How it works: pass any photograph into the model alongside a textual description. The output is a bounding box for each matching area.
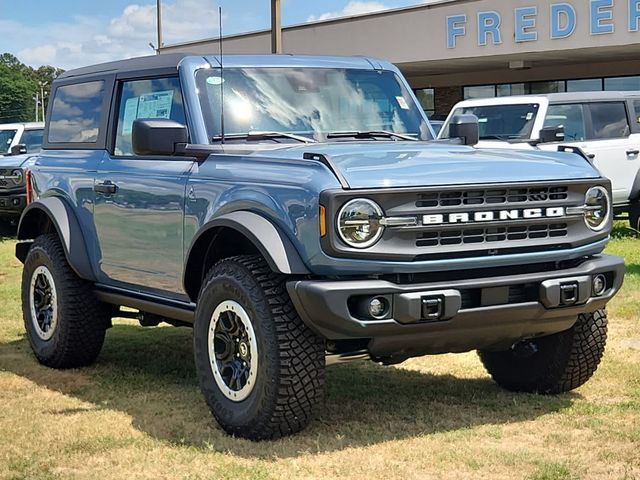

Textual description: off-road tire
[478,310,608,394]
[22,233,109,368]
[193,255,325,440]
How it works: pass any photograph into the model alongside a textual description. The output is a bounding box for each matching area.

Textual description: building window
[463,85,495,99]
[566,79,603,92]
[497,83,526,96]
[530,81,565,94]
[414,88,435,116]
[604,76,640,91]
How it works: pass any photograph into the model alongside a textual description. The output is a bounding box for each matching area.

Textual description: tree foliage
[0,53,64,123]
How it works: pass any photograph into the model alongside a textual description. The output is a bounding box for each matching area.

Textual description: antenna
[219,6,225,144]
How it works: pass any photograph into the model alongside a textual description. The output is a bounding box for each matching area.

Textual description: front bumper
[0,192,26,218]
[287,254,624,359]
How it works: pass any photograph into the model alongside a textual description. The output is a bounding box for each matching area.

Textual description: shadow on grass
[0,323,577,457]
[0,220,17,241]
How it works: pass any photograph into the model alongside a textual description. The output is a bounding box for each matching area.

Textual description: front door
[93,76,195,295]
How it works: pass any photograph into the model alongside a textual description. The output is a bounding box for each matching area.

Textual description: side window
[114,77,186,156]
[48,81,105,143]
[544,104,586,141]
[633,100,640,125]
[588,102,630,140]
[21,129,44,153]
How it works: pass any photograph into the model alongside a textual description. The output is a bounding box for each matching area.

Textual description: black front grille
[416,223,569,247]
[0,179,7,188]
[416,186,569,208]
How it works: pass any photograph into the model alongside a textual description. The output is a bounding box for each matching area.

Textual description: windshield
[0,129,17,154]
[21,129,44,153]
[195,68,431,142]
[443,104,540,141]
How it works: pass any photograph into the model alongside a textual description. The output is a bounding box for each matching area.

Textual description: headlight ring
[337,198,385,248]
[583,186,610,231]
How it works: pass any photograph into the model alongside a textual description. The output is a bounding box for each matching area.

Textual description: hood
[264,142,601,189]
[0,154,37,169]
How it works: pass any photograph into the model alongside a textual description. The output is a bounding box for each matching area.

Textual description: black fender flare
[184,211,310,293]
[16,197,95,281]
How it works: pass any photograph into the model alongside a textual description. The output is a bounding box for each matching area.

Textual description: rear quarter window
[48,81,105,143]
[587,102,630,140]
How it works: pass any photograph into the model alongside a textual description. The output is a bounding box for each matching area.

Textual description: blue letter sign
[477,11,502,45]
[447,14,467,48]
[630,0,640,31]
[551,2,577,39]
[590,0,614,34]
[515,6,538,42]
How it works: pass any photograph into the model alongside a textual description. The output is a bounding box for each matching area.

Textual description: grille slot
[416,186,568,208]
[416,223,568,247]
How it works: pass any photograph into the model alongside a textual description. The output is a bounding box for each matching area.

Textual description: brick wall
[433,86,462,119]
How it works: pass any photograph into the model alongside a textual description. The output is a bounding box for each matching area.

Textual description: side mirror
[10,144,27,155]
[539,125,565,144]
[132,119,188,156]
[449,114,479,146]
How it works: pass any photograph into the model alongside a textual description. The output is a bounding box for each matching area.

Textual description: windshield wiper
[212,131,316,143]
[326,130,418,141]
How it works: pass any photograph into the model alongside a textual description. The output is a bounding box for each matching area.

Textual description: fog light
[368,297,389,319]
[592,274,606,296]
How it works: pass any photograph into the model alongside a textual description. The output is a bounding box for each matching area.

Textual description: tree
[0,53,64,123]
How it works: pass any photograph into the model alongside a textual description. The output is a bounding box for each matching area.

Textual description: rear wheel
[478,310,608,394]
[193,255,325,440]
[22,233,109,368]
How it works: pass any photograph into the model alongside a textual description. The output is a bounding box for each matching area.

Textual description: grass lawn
[0,222,638,480]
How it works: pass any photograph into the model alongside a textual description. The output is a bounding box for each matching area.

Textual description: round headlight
[337,199,384,248]
[11,169,23,185]
[584,186,610,231]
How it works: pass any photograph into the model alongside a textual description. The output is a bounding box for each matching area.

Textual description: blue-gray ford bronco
[15,53,624,440]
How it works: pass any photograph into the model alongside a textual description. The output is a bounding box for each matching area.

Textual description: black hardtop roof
[57,53,387,80]
[58,53,190,79]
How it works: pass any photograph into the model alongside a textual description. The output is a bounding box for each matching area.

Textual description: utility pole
[34,93,39,122]
[271,0,282,54]
[156,0,163,54]
[39,82,46,121]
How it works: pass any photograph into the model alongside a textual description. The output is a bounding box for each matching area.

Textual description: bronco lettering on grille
[422,207,565,225]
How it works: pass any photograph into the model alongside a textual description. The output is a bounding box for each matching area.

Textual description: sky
[0,0,434,70]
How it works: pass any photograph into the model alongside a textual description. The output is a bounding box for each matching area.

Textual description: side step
[94,285,195,324]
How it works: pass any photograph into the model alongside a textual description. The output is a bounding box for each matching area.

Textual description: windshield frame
[443,103,541,141]
[194,66,433,143]
[0,129,18,155]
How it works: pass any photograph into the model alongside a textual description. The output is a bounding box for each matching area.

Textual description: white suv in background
[0,122,45,156]
[439,92,640,228]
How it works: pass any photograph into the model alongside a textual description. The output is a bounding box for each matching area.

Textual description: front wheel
[478,310,608,394]
[193,255,325,440]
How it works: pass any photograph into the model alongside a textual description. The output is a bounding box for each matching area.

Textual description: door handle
[626,149,639,156]
[94,180,118,195]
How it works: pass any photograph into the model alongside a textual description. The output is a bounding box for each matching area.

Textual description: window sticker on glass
[138,90,174,119]
[396,96,409,110]
[206,76,224,85]
[526,112,534,120]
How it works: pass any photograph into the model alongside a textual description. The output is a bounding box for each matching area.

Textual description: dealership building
[161,0,640,118]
